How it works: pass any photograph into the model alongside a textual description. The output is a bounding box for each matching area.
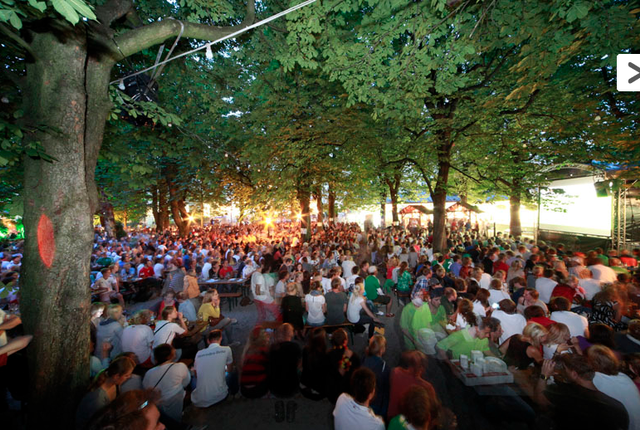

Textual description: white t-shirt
[589,264,618,285]
[593,372,640,430]
[122,324,154,363]
[321,277,332,294]
[333,393,385,430]
[550,311,588,337]
[491,310,526,345]
[342,260,356,279]
[142,362,191,422]
[346,275,359,292]
[306,294,326,324]
[578,278,602,301]
[191,343,233,408]
[473,301,487,317]
[152,320,185,348]
[153,263,165,278]
[0,309,7,347]
[347,296,365,324]
[251,271,273,304]
[535,277,558,304]
[201,262,212,280]
[275,280,286,298]
[479,273,492,290]
[488,289,511,306]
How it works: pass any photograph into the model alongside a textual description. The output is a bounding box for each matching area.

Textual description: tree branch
[94,0,135,28]
[114,0,256,58]
[499,89,540,115]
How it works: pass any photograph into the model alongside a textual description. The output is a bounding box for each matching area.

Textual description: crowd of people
[1,220,640,430]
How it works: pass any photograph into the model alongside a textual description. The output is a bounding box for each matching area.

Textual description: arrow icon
[629,62,640,84]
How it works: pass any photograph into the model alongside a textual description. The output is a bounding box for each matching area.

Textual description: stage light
[296,214,302,221]
[265,217,272,225]
[188,216,195,222]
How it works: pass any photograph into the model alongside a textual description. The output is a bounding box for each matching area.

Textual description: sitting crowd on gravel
[1,220,640,430]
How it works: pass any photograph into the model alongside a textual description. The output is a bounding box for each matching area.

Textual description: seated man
[333,367,385,430]
[91,267,124,307]
[325,278,348,325]
[191,330,237,408]
[549,297,588,337]
[492,299,527,345]
[436,317,502,359]
[364,266,393,318]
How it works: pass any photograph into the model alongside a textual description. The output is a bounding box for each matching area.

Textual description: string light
[205,44,213,60]
[118,79,125,90]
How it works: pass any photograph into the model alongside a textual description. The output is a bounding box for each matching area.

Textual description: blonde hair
[286,282,298,295]
[106,304,123,320]
[532,265,545,277]
[366,334,387,357]
[523,322,547,347]
[544,322,570,345]
[202,290,218,304]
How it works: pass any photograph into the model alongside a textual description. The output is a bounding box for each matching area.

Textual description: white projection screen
[539,176,612,237]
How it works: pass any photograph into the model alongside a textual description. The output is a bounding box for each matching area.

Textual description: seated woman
[239,328,270,399]
[396,262,413,305]
[300,327,328,400]
[197,289,237,345]
[157,290,176,316]
[85,389,164,430]
[347,282,382,338]
[500,322,547,370]
[305,281,326,327]
[455,298,480,330]
[589,286,626,331]
[95,304,125,360]
[542,322,572,360]
[326,328,360,403]
[76,356,135,430]
[281,282,305,336]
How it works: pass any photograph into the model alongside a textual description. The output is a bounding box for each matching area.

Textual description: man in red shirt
[139,259,154,278]
[493,253,510,275]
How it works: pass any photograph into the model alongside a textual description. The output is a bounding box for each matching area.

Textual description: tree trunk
[21,28,113,429]
[380,188,386,228]
[328,186,336,224]
[509,193,522,238]
[386,174,400,224]
[297,186,311,242]
[315,185,323,226]
[98,188,116,238]
[431,141,452,253]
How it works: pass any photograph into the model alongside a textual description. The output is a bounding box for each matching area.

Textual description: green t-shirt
[400,303,418,350]
[96,257,113,267]
[611,266,628,275]
[597,254,610,266]
[442,259,453,272]
[387,415,410,430]
[411,305,433,335]
[397,271,412,292]
[365,275,380,300]
[436,328,490,359]
[432,305,448,330]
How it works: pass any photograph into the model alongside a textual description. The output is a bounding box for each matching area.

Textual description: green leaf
[51,0,80,24]
[28,0,46,12]
[8,11,21,29]
[66,0,96,20]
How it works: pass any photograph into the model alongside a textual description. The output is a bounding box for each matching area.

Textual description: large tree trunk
[380,188,386,228]
[151,183,170,232]
[297,186,311,242]
[21,28,113,429]
[431,142,452,253]
[386,174,400,225]
[98,188,116,238]
[509,192,522,238]
[328,185,336,224]
[315,185,323,228]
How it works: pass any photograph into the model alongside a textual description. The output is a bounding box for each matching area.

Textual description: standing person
[387,351,436,420]
[191,330,236,408]
[251,264,280,322]
[142,344,191,423]
[362,335,390,418]
[268,323,302,398]
[305,281,327,327]
[333,368,384,430]
[301,327,329,400]
[327,328,361,403]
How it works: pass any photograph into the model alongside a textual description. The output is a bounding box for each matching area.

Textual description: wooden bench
[219,292,243,311]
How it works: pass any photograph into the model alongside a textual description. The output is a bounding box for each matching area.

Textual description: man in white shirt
[251,265,279,322]
[535,269,558,304]
[578,269,602,300]
[588,260,618,285]
[152,306,187,359]
[142,344,191,422]
[121,310,154,365]
[342,255,356,281]
[191,330,236,408]
[201,258,213,281]
[491,299,527,345]
[153,257,165,279]
[333,368,384,430]
[472,267,492,290]
[550,297,588,337]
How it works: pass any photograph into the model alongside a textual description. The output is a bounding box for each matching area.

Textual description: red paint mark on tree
[38,214,55,268]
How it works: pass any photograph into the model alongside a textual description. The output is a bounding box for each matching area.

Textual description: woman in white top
[542,322,571,360]
[347,282,381,338]
[305,281,326,326]
[488,279,510,306]
[473,289,491,317]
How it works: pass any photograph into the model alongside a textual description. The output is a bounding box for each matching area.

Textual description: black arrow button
[629,62,640,84]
